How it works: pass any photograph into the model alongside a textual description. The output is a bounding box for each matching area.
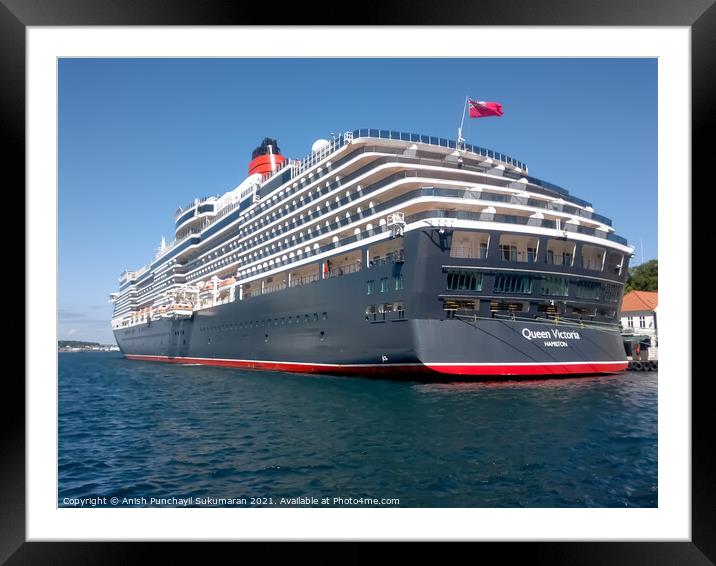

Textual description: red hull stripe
[124,355,627,376]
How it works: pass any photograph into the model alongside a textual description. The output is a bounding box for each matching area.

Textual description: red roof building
[621,290,658,313]
[620,291,658,336]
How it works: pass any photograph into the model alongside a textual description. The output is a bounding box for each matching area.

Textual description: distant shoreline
[59,348,119,353]
[58,341,119,353]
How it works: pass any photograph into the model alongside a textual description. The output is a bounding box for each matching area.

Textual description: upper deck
[112,129,631,325]
[156,129,616,263]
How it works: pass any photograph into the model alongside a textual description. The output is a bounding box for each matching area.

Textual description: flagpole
[457,95,468,150]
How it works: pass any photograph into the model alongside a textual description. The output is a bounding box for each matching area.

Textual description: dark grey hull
[114,228,628,380]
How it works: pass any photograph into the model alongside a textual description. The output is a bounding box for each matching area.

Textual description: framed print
[8,0,707,562]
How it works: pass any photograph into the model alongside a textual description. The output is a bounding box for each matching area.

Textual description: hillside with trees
[625,259,657,292]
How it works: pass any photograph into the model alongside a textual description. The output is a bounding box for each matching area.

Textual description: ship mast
[457,95,469,150]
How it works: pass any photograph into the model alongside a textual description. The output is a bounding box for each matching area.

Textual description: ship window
[540,276,569,297]
[575,280,600,300]
[305,314,310,323]
[537,302,560,318]
[603,283,621,303]
[314,313,319,321]
[322,312,328,320]
[490,300,528,313]
[446,270,482,291]
[395,302,405,318]
[296,316,300,324]
[545,240,576,266]
[394,275,404,290]
[599,308,616,319]
[380,278,389,292]
[581,244,605,271]
[450,231,489,259]
[569,305,596,317]
[606,251,624,275]
[367,280,375,295]
[499,235,539,263]
[500,245,518,261]
[443,299,478,318]
[494,274,533,294]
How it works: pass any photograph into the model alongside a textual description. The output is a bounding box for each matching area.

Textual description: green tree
[625,259,658,292]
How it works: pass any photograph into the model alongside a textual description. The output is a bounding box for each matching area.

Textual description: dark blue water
[58,352,657,507]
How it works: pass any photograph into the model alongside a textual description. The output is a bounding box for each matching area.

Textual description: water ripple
[59,352,657,507]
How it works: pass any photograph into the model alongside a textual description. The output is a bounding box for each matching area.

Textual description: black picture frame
[7,1,704,562]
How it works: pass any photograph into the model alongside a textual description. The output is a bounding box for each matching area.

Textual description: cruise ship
[110,129,632,378]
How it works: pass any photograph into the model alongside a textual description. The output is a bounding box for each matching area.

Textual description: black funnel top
[251,137,281,159]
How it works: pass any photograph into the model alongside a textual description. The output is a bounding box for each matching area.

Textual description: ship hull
[114,227,628,381]
[115,302,627,380]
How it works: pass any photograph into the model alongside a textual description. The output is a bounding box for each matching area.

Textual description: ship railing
[445,308,480,321]
[213,198,243,222]
[260,282,288,295]
[119,264,149,284]
[327,261,362,278]
[243,270,327,298]
[405,209,622,241]
[258,133,348,188]
[259,128,530,193]
[237,196,622,284]
[449,246,487,260]
[259,158,606,243]
[291,135,347,178]
[187,153,606,254]
[288,273,320,288]
[156,229,203,257]
[175,195,215,218]
[368,250,404,267]
[229,191,624,286]
[351,128,527,171]
[166,129,612,254]
[482,312,621,331]
[365,308,406,322]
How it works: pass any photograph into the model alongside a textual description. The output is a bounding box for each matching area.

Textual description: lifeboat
[162,302,193,319]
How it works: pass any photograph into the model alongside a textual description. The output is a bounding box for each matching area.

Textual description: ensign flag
[468,99,504,118]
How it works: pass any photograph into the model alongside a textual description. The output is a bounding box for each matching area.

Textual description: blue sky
[58,58,657,343]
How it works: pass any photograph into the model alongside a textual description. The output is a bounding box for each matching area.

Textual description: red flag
[469,99,504,118]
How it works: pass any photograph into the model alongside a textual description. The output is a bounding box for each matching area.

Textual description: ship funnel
[248,137,286,176]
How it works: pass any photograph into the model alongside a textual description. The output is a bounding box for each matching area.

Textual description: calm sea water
[58,352,657,508]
